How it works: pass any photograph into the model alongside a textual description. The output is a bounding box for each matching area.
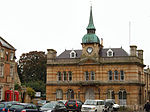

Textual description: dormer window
[107,49,113,57]
[70,50,76,58]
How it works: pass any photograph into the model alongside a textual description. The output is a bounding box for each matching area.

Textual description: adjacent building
[0,36,20,101]
[46,7,145,108]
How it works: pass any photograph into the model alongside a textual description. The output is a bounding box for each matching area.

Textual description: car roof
[86,99,104,101]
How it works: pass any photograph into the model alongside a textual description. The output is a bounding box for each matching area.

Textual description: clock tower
[81,6,101,58]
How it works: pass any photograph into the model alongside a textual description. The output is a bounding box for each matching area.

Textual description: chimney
[137,49,143,59]
[47,49,57,60]
[130,45,137,56]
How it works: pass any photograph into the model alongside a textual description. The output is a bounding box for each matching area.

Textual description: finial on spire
[90,0,92,7]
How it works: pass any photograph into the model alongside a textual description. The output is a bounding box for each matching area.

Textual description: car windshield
[84,100,97,105]
[38,100,46,104]
[0,103,5,108]
[10,104,24,109]
[41,102,56,109]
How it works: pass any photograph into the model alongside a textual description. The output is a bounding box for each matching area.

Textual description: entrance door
[85,88,95,100]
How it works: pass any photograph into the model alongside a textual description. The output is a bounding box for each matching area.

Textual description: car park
[9,103,39,112]
[104,99,120,111]
[40,101,67,112]
[65,99,83,112]
[0,101,18,112]
[81,99,105,112]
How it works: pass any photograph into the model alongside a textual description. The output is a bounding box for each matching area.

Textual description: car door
[25,104,38,112]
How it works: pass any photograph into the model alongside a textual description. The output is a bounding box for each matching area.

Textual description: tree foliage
[18,51,46,83]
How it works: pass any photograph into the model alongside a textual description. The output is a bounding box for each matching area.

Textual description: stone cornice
[47,56,145,67]
[46,80,145,86]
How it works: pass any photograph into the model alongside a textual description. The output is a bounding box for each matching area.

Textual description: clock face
[87,47,93,54]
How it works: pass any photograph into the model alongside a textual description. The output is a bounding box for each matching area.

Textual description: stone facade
[46,7,146,108]
[0,36,20,101]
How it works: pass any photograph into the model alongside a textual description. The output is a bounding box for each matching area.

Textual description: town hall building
[46,7,145,108]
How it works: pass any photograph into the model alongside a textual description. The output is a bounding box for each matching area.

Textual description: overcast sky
[0,0,150,67]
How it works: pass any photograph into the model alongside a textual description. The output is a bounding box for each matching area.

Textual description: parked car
[37,100,49,107]
[65,99,83,112]
[58,100,67,105]
[9,103,39,112]
[104,99,120,111]
[81,99,105,112]
[40,101,67,112]
[0,101,18,112]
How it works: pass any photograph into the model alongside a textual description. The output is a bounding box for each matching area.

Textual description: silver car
[81,99,105,112]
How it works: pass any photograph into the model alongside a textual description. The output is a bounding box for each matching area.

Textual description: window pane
[85,71,89,81]
[108,71,112,80]
[68,71,72,81]
[120,70,124,80]
[63,71,67,81]
[57,72,61,81]
[114,70,118,80]
[56,89,63,99]
[0,64,4,76]
[91,71,95,80]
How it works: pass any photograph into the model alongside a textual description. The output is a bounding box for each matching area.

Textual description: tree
[17,51,47,95]
[26,87,35,100]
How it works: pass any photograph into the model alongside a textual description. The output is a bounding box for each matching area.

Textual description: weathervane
[90,0,92,7]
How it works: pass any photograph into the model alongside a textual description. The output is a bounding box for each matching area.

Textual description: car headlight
[91,107,96,110]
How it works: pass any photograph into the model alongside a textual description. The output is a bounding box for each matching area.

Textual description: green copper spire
[87,6,95,30]
[82,6,100,44]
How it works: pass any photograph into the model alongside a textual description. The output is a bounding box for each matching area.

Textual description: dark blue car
[0,101,18,112]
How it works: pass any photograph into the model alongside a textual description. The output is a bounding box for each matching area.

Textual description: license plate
[69,105,73,106]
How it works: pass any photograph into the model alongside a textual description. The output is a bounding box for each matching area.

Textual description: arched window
[63,71,67,81]
[57,72,61,81]
[91,71,95,80]
[114,70,118,80]
[70,50,76,58]
[107,90,115,99]
[120,70,124,81]
[85,71,89,81]
[67,89,74,100]
[68,71,72,81]
[56,89,63,100]
[108,70,113,80]
[119,90,127,105]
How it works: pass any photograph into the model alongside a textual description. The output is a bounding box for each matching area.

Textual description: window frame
[114,70,119,80]
[108,70,113,81]
[91,71,95,80]
[63,71,67,81]
[57,72,61,81]
[85,71,89,81]
[120,70,125,81]
[68,71,72,81]
[56,89,63,100]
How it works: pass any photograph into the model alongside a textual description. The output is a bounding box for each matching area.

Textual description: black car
[65,100,83,112]
[9,103,39,112]
[0,101,18,112]
[40,101,67,112]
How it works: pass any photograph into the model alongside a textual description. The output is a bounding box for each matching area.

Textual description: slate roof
[0,36,16,50]
[57,48,129,59]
